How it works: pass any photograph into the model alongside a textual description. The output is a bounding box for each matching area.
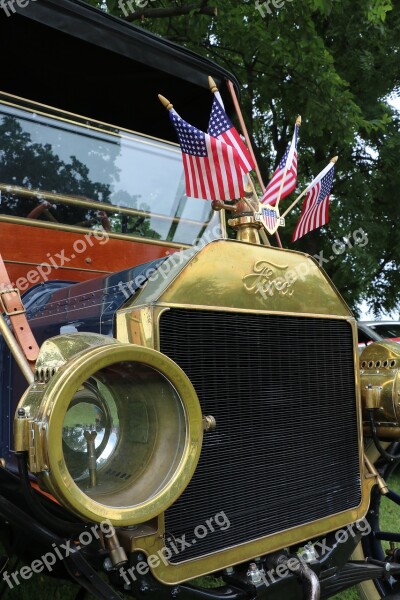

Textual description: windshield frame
[0,91,226,249]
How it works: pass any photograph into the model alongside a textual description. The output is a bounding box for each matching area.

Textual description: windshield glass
[0,94,220,246]
[370,324,400,338]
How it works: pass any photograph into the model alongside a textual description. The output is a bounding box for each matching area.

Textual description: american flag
[169,108,245,201]
[261,124,299,206]
[261,206,278,233]
[291,162,335,242]
[208,91,255,173]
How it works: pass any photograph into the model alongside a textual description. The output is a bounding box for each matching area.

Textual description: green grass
[332,469,400,600]
[1,577,78,599]
[333,591,360,600]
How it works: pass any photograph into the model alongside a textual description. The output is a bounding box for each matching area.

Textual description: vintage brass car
[0,2,400,599]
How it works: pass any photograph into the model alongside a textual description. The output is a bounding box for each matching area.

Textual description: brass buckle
[0,288,26,316]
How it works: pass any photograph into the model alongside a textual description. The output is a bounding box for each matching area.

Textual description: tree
[85,0,399,316]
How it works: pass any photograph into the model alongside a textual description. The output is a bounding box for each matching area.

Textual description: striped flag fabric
[208,91,255,173]
[261,123,299,206]
[169,108,245,201]
[291,162,335,242]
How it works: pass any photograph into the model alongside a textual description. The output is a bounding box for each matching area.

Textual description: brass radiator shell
[113,240,371,585]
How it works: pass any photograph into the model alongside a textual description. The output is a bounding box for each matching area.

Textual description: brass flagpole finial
[330,155,339,164]
[158,94,173,111]
[296,115,302,126]
[208,76,218,94]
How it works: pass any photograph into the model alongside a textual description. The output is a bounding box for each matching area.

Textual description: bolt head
[103,558,113,572]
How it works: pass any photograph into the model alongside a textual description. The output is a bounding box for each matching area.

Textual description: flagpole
[275,115,301,208]
[221,79,281,248]
[243,176,271,246]
[159,93,270,247]
[209,77,260,202]
[224,79,265,191]
[281,156,338,219]
[280,186,308,220]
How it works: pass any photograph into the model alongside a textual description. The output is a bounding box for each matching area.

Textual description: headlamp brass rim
[41,342,203,526]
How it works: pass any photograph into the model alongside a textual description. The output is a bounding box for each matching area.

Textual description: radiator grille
[160,309,361,563]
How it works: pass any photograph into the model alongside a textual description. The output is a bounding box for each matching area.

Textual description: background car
[358,320,400,352]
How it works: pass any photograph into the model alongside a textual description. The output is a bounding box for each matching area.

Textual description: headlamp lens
[61,361,186,508]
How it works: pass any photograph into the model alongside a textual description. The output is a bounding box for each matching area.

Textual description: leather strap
[0,254,39,364]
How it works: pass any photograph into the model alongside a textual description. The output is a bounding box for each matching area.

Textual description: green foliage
[368,0,393,22]
[84,0,399,316]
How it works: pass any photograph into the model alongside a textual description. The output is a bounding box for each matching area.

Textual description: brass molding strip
[4,259,111,275]
[119,301,357,320]
[364,455,388,494]
[0,92,181,150]
[0,183,204,227]
[0,216,191,250]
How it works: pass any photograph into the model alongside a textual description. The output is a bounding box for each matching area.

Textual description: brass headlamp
[14,333,203,526]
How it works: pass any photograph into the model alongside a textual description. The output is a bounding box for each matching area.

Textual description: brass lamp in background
[360,340,400,439]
